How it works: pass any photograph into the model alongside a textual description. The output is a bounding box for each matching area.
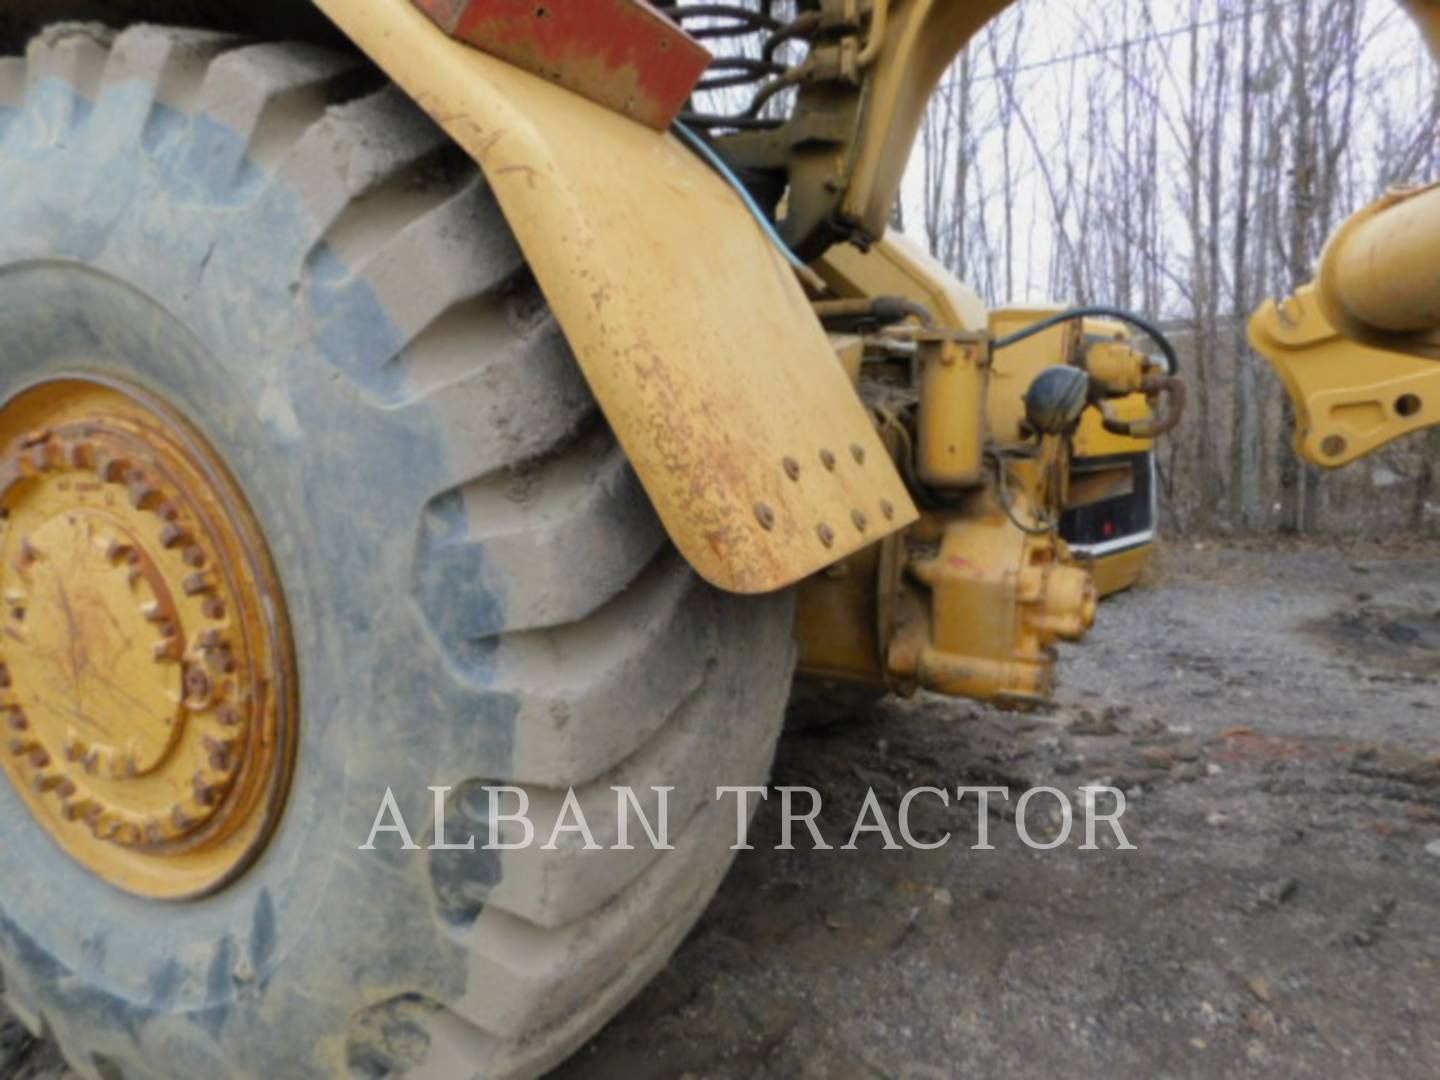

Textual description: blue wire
[672,120,810,273]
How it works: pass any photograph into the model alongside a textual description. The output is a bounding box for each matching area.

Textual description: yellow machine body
[314,0,918,595]
[197,0,1440,704]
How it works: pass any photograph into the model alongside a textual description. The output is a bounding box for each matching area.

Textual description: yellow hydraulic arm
[1250,181,1440,468]
[1250,1,1440,468]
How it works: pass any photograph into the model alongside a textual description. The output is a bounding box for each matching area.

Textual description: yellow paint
[817,232,988,330]
[1081,545,1149,598]
[894,503,1096,705]
[916,336,987,487]
[1250,284,1440,467]
[1072,396,1152,459]
[315,0,917,594]
[0,380,295,899]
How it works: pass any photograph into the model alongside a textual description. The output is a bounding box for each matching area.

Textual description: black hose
[992,305,1181,376]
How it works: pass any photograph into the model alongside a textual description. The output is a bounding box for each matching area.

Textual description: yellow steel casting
[315,0,918,595]
[890,500,1097,705]
[0,379,295,899]
[1250,284,1440,468]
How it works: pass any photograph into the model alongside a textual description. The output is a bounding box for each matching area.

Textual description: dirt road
[5,539,1439,1078]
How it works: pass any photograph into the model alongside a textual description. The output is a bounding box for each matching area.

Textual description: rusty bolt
[19,429,51,449]
[6,735,34,757]
[158,523,189,549]
[753,502,776,531]
[820,449,837,471]
[6,710,29,732]
[182,544,206,569]
[782,457,801,482]
[850,444,866,465]
[96,454,129,483]
[217,705,242,728]
[201,596,226,621]
[880,499,895,521]
[171,805,195,831]
[183,667,212,705]
[194,772,223,806]
[61,798,98,823]
[851,509,868,533]
[32,772,63,794]
[27,746,50,769]
[105,539,134,564]
[54,777,77,800]
[183,572,212,596]
[114,823,142,846]
[63,441,89,469]
[27,443,57,472]
[816,522,836,548]
[127,475,158,509]
[18,537,39,565]
[203,734,237,771]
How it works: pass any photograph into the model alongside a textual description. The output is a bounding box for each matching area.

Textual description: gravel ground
[5,539,1439,1078]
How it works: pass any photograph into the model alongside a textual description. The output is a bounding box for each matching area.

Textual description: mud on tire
[0,24,795,1078]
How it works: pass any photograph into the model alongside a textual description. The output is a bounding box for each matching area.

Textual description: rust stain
[411,0,711,130]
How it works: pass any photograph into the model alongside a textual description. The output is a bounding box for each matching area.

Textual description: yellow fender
[314,0,917,593]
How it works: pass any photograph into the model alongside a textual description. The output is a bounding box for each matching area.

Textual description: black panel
[1061,451,1155,546]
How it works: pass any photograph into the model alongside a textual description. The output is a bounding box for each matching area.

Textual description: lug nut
[127,475,158,508]
[158,523,189,549]
[184,667,212,705]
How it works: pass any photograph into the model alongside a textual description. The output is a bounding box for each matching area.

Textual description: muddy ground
[5,539,1440,1078]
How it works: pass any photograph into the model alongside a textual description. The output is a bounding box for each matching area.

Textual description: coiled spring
[654,1,808,129]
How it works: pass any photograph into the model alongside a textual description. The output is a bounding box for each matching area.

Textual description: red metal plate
[411,0,711,130]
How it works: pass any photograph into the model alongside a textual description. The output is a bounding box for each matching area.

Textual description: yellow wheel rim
[0,378,296,899]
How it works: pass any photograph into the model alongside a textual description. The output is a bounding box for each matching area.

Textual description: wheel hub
[0,379,296,899]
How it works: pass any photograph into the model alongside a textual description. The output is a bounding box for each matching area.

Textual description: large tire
[0,24,795,1079]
